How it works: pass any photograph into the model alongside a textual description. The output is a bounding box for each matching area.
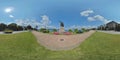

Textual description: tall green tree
[0,23,7,31]
[17,25,23,31]
[8,23,18,31]
[27,25,33,30]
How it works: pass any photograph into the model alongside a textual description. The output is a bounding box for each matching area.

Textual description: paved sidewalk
[0,31,28,34]
[32,30,95,51]
[98,30,120,34]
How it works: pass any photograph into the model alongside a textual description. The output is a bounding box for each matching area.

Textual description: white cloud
[87,17,95,21]
[6,22,13,25]
[68,25,81,30]
[80,9,94,16]
[15,15,56,29]
[15,19,24,26]
[80,9,111,23]
[67,25,97,30]
[81,26,97,29]
[40,15,51,28]
[87,15,110,23]
[47,26,57,29]
[15,19,41,28]
[9,15,14,18]
[5,7,14,13]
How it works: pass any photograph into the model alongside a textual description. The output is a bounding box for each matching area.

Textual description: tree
[35,26,38,30]
[40,15,51,29]
[32,26,38,31]
[40,28,46,32]
[74,29,79,34]
[40,28,49,33]
[81,28,89,32]
[53,29,57,32]
[17,25,23,31]
[0,23,7,31]
[81,28,86,32]
[27,25,33,30]
[68,29,73,32]
[8,23,18,31]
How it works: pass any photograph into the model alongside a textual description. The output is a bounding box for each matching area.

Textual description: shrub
[40,28,46,32]
[81,28,89,32]
[44,29,49,33]
[40,28,49,33]
[74,29,79,34]
[52,29,57,32]
[68,29,73,32]
[78,30,83,33]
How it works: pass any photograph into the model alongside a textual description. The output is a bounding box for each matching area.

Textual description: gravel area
[32,31,95,51]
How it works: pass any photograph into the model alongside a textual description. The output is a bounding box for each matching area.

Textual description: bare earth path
[32,31,95,51]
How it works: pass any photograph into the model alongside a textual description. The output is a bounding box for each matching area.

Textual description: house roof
[106,21,119,25]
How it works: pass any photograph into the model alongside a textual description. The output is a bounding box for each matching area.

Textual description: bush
[40,28,46,32]
[81,28,89,32]
[74,29,79,34]
[68,29,73,32]
[43,29,49,33]
[52,29,57,32]
[78,30,83,33]
[40,28,49,33]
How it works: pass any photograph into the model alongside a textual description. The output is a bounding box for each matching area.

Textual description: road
[0,31,28,34]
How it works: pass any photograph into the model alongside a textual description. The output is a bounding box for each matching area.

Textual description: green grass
[0,31,120,60]
[80,32,120,60]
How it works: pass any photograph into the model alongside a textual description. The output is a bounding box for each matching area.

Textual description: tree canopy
[0,23,34,31]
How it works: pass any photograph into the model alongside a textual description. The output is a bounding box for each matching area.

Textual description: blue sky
[0,0,120,29]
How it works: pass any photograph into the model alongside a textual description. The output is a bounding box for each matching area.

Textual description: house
[98,21,120,31]
[106,21,119,30]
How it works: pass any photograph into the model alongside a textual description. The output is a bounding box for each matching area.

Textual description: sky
[0,0,120,29]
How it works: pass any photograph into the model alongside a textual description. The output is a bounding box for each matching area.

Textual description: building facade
[98,21,120,31]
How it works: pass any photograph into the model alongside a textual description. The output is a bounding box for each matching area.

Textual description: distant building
[106,21,119,30]
[98,21,120,31]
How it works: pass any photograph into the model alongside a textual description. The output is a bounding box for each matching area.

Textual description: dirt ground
[32,30,95,51]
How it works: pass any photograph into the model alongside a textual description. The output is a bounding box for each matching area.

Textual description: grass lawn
[0,31,120,60]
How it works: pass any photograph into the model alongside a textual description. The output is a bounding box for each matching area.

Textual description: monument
[59,21,65,34]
